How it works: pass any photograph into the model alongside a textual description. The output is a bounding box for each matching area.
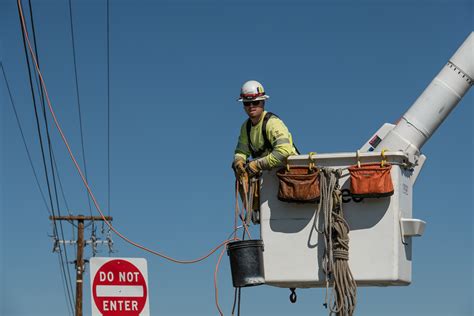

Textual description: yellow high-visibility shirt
[234,111,297,169]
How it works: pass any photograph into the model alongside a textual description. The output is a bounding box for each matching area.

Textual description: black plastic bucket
[227,239,265,287]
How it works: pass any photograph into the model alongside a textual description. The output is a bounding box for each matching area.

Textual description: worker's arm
[234,122,251,163]
[256,117,296,169]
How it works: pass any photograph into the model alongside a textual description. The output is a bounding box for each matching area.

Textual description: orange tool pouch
[348,163,394,198]
[277,166,320,203]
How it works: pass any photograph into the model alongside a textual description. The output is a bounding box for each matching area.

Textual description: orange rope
[214,240,231,316]
[18,3,260,313]
[17,0,229,265]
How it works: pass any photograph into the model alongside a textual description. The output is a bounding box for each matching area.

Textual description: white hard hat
[237,80,270,102]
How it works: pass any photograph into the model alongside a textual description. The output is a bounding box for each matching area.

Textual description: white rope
[315,168,357,316]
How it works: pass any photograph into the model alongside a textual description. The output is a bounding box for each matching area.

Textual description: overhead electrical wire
[26,0,73,225]
[27,0,74,232]
[51,150,77,241]
[105,0,116,256]
[67,0,93,219]
[26,0,74,250]
[24,0,65,226]
[1,63,49,213]
[101,0,112,241]
[25,0,71,243]
[17,1,75,311]
[55,247,74,316]
[28,0,73,272]
[25,0,76,304]
[17,0,54,220]
[2,60,74,316]
[25,0,62,221]
[107,0,112,228]
[27,0,48,133]
[28,0,78,250]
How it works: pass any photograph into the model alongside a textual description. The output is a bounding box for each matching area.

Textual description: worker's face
[243,100,264,120]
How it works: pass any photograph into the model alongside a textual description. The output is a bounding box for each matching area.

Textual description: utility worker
[232,80,298,213]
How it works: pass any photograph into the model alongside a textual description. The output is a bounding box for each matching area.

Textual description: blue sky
[1,0,472,315]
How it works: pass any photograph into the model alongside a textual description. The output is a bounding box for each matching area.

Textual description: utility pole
[50,215,113,316]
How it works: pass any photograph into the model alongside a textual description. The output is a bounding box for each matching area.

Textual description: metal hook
[289,288,297,303]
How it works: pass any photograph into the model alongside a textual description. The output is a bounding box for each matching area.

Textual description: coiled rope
[315,168,357,316]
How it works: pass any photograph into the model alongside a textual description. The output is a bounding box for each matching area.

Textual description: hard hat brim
[237,95,270,102]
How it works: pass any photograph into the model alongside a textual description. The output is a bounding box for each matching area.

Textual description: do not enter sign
[90,258,150,316]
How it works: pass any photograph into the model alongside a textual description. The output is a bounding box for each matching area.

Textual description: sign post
[90,258,150,316]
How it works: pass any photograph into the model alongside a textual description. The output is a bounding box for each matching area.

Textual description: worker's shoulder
[267,113,288,128]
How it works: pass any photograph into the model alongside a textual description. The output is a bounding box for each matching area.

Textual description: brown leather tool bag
[277,166,320,203]
[348,163,394,198]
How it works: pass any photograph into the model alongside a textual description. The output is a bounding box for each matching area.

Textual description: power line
[26,3,76,308]
[1,63,50,213]
[26,0,70,224]
[51,150,77,243]
[56,245,75,316]
[67,0,93,219]
[103,0,112,245]
[107,0,111,220]
[17,1,75,311]
[26,1,64,221]
[24,0,69,227]
[25,0,73,259]
[4,43,74,314]
[5,60,90,316]
[39,82,76,312]
[27,0,76,250]
[18,0,54,218]
[27,0,46,124]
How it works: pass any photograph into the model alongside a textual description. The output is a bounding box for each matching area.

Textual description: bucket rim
[227,239,264,251]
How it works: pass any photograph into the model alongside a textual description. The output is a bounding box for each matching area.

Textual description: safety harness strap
[246,112,300,159]
[246,112,277,158]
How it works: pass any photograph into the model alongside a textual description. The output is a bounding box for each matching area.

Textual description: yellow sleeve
[257,117,296,169]
[234,122,251,162]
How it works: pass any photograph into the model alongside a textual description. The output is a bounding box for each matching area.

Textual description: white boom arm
[364,32,473,156]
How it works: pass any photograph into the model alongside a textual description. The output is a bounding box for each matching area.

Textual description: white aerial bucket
[259,151,426,288]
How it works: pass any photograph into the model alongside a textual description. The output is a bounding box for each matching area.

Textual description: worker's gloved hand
[246,160,262,178]
[232,159,247,180]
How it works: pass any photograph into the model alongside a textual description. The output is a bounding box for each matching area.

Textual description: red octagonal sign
[90,258,149,316]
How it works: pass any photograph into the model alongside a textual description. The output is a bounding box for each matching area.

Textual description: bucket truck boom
[361,32,473,182]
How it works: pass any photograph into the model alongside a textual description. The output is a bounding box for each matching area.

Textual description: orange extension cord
[17,1,253,314]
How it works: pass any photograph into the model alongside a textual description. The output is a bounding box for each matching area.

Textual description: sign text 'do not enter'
[91,258,149,316]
